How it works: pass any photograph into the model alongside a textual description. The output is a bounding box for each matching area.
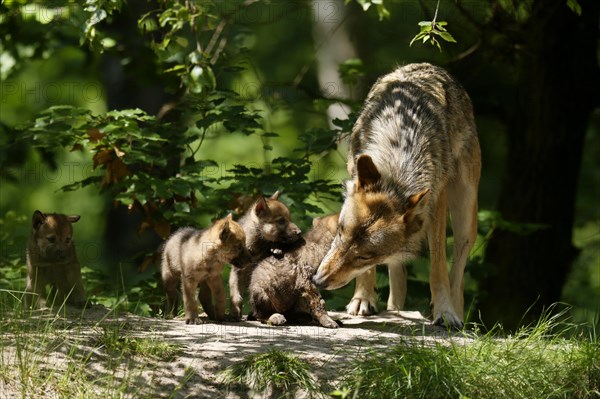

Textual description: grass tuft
[219,349,322,398]
[334,310,600,399]
[92,323,182,360]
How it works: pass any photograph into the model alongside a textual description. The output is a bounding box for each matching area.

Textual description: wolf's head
[252,191,302,244]
[215,214,252,268]
[30,210,80,264]
[313,155,429,290]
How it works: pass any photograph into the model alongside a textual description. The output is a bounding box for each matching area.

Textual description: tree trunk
[478,0,599,330]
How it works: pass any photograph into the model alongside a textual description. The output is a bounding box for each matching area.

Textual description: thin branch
[206,19,227,58]
[448,38,482,62]
[432,0,441,22]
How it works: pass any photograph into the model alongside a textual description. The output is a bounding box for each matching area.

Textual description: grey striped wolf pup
[249,213,339,328]
[228,191,302,321]
[161,214,251,324]
[313,63,481,329]
[25,210,86,309]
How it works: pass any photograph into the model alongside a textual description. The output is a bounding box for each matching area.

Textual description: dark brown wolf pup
[228,191,302,320]
[249,214,339,328]
[25,210,86,308]
[161,214,251,324]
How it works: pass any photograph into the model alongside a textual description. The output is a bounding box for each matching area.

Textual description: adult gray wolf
[313,63,481,329]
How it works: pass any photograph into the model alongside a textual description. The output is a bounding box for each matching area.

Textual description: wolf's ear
[32,210,46,230]
[220,219,232,241]
[405,189,430,216]
[68,215,81,223]
[356,155,381,191]
[254,196,271,218]
[269,191,280,200]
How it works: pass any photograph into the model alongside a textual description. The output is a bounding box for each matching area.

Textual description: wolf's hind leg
[428,189,463,329]
[448,146,481,320]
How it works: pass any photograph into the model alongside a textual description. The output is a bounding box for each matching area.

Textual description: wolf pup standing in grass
[25,210,86,309]
[229,191,302,321]
[161,214,251,324]
[249,213,339,328]
[313,63,481,329]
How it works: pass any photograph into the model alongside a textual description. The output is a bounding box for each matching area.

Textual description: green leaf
[438,31,457,43]
[355,0,371,11]
[175,202,191,213]
[566,0,582,16]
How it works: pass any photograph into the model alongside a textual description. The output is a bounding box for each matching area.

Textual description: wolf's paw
[346,297,378,316]
[185,316,204,325]
[267,313,287,325]
[433,310,464,330]
[386,303,403,311]
[319,315,339,329]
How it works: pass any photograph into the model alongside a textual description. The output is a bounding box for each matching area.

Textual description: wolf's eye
[276,218,286,226]
[47,235,56,244]
[357,254,374,261]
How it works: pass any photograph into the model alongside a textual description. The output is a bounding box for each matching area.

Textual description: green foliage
[347,0,390,20]
[477,210,549,236]
[219,350,321,398]
[567,0,582,16]
[338,59,366,87]
[0,212,28,291]
[408,0,456,51]
[4,0,347,242]
[410,20,456,51]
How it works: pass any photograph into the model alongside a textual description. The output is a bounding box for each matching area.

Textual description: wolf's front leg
[228,268,246,320]
[207,275,226,321]
[346,267,378,315]
[182,276,202,324]
[62,262,87,307]
[25,272,48,309]
[198,281,215,319]
[301,290,338,329]
[386,259,407,311]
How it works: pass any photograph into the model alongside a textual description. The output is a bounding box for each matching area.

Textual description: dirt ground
[1,305,473,398]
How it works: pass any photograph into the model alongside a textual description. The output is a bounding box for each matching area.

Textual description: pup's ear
[254,196,271,218]
[68,215,81,223]
[220,218,232,241]
[32,210,46,230]
[404,189,430,217]
[355,155,381,191]
[269,191,280,200]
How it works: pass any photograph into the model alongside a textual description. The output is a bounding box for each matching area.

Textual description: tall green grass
[333,312,600,399]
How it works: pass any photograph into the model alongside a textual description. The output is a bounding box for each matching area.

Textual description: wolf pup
[161,214,251,324]
[25,210,86,309]
[313,63,481,329]
[229,191,302,320]
[249,214,339,328]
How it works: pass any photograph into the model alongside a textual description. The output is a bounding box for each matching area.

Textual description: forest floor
[0,304,473,398]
